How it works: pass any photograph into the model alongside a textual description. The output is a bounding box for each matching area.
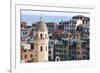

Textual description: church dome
[35,17,48,32]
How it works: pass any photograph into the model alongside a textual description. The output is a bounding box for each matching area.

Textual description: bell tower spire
[34,16,49,62]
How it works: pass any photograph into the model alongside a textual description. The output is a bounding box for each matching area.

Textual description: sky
[21,10,90,25]
[21,14,72,25]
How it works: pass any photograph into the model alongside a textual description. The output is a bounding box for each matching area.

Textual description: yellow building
[33,17,49,62]
[67,31,82,60]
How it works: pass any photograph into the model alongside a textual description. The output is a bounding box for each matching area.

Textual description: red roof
[53,29,64,33]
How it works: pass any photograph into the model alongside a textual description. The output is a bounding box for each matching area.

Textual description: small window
[36,34,38,38]
[69,35,71,38]
[27,60,31,63]
[40,46,43,52]
[57,58,59,61]
[45,34,47,38]
[45,46,47,51]
[52,25,54,27]
[49,51,51,54]
[25,55,27,59]
[77,42,79,45]
[77,57,80,60]
[77,47,80,50]
[74,36,75,39]
[83,56,85,59]
[40,34,43,39]
[23,32,24,35]
[25,32,27,35]
[30,54,33,58]
[64,50,66,53]
[77,51,80,55]
[31,43,34,49]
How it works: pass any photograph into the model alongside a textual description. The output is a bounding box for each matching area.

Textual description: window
[77,42,79,45]
[45,34,47,38]
[49,46,51,49]
[86,57,89,59]
[45,46,47,51]
[86,47,89,51]
[36,34,38,38]
[27,39,30,43]
[64,45,66,48]
[23,32,24,35]
[45,34,46,38]
[65,24,66,27]
[27,60,31,63]
[77,51,80,55]
[69,35,71,38]
[49,36,52,39]
[61,55,63,58]
[30,54,33,58]
[74,36,75,39]
[66,34,68,38]
[31,58,34,62]
[64,50,66,53]
[40,46,43,52]
[61,45,63,48]
[25,55,27,59]
[77,47,79,50]
[57,58,59,61]
[49,56,51,60]
[25,32,27,35]
[52,25,54,27]
[40,34,43,39]
[51,42,53,44]
[74,51,76,54]
[49,51,51,54]
[77,57,80,60]
[31,43,34,49]
[83,51,86,54]
[61,50,63,53]
[83,56,85,59]
[65,29,66,32]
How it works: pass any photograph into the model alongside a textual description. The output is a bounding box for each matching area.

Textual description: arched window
[30,54,33,58]
[40,34,43,39]
[45,46,47,51]
[45,34,47,38]
[40,46,43,52]
[25,55,27,59]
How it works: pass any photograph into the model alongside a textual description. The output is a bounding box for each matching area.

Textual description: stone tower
[34,17,49,62]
